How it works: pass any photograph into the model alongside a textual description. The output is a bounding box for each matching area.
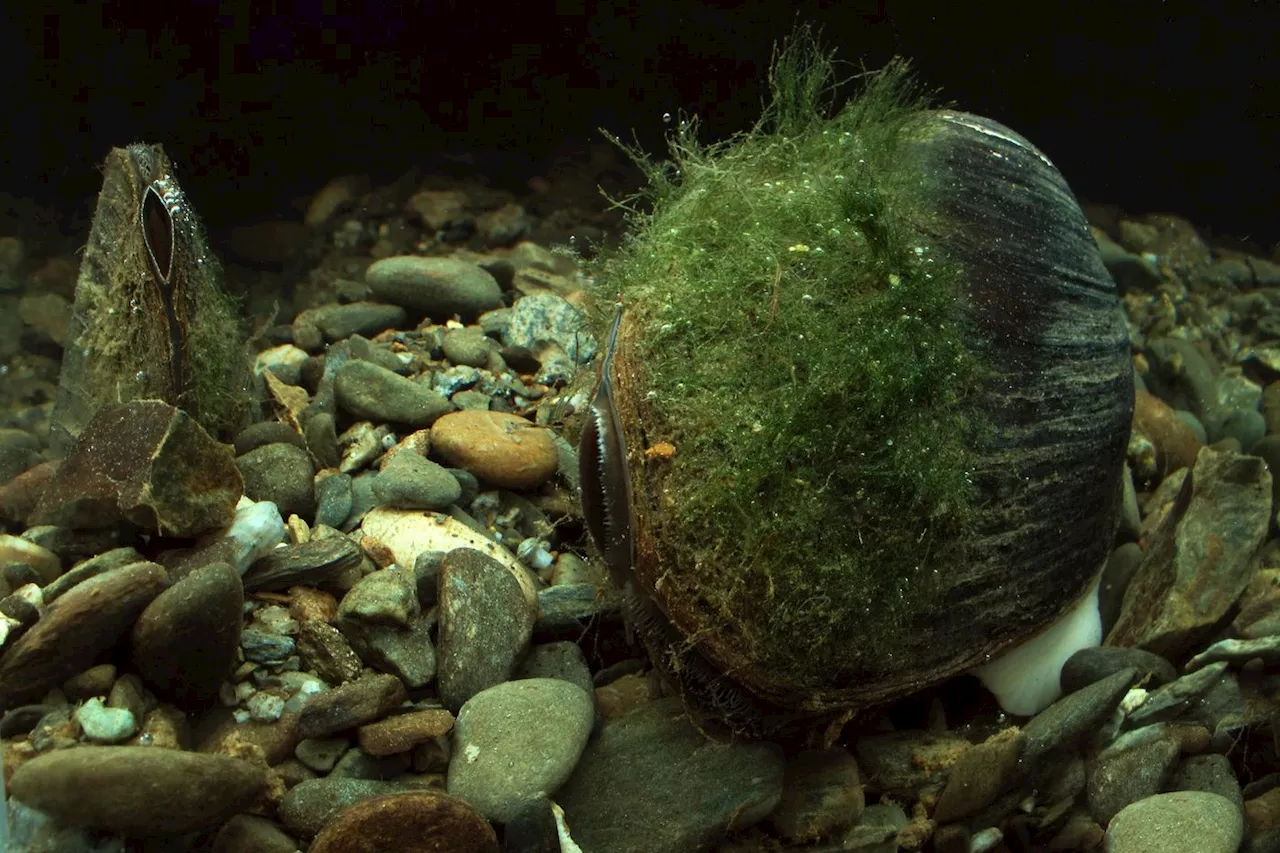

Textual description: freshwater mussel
[579,56,1133,737]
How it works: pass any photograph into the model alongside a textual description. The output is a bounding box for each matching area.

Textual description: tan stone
[1132,390,1202,476]
[429,410,558,490]
[357,708,455,756]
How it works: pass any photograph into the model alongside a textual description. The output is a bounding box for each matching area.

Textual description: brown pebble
[595,672,661,720]
[933,727,1026,823]
[309,791,498,853]
[8,745,268,836]
[358,708,455,757]
[0,561,167,703]
[291,585,339,623]
[297,673,407,739]
[1132,390,1202,475]
[429,410,558,490]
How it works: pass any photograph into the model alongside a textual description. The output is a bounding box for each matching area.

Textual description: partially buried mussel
[579,48,1133,737]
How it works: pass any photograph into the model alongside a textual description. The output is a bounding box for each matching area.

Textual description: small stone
[515,641,595,697]
[62,663,118,701]
[365,256,504,320]
[338,565,419,627]
[74,696,137,742]
[234,421,308,456]
[1022,667,1137,767]
[0,534,60,587]
[1172,754,1242,810]
[237,442,317,521]
[557,697,784,853]
[309,790,498,853]
[437,548,538,712]
[341,611,438,690]
[1105,791,1242,853]
[295,737,350,773]
[443,327,497,368]
[1061,646,1178,694]
[131,561,243,708]
[430,410,558,490]
[769,747,865,842]
[504,293,596,364]
[335,359,453,427]
[315,472,354,528]
[358,708,455,757]
[297,673,407,739]
[9,745,268,836]
[448,679,594,822]
[372,452,462,510]
[247,691,287,722]
[296,620,364,685]
[210,814,301,853]
[933,727,1025,823]
[1088,727,1181,825]
[33,401,242,536]
[242,535,364,592]
[308,302,408,343]
[0,561,167,703]
[279,778,421,837]
[1132,390,1203,475]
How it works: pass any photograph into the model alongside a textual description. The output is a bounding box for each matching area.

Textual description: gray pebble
[1171,754,1242,810]
[437,548,537,712]
[1023,668,1136,767]
[371,452,462,510]
[515,641,595,697]
[447,678,595,822]
[365,256,503,320]
[310,302,407,342]
[242,626,297,664]
[1105,791,1242,853]
[305,412,341,470]
[1087,726,1180,824]
[279,777,425,837]
[1061,646,1177,694]
[338,566,419,628]
[315,472,354,528]
[334,359,452,427]
[295,737,351,773]
[443,327,496,368]
[236,442,317,521]
[234,421,308,456]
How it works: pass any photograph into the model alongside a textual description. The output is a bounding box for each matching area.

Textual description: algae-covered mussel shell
[580,57,1133,736]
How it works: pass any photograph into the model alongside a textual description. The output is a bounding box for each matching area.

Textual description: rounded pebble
[365,256,504,320]
[1105,791,1242,853]
[430,410,558,490]
[335,359,453,427]
[447,678,595,823]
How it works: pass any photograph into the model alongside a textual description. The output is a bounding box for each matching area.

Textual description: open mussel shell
[581,109,1133,737]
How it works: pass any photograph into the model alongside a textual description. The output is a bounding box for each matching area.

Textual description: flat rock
[556,696,784,853]
[1105,791,1243,853]
[933,727,1026,823]
[1022,667,1137,767]
[8,745,268,836]
[358,708,455,757]
[372,452,462,510]
[335,359,453,427]
[1088,728,1182,824]
[436,548,538,712]
[1107,448,1271,658]
[131,561,243,707]
[280,778,431,837]
[1061,646,1177,694]
[430,410,558,490]
[447,678,594,822]
[769,747,865,842]
[33,400,242,536]
[309,790,498,853]
[0,561,167,703]
[365,256,504,320]
[296,673,407,739]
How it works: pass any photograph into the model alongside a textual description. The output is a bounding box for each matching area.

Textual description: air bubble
[662,112,673,124]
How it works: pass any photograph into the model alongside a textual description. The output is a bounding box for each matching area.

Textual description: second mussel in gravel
[579,56,1134,737]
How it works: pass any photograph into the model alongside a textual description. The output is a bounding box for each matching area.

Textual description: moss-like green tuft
[590,30,988,687]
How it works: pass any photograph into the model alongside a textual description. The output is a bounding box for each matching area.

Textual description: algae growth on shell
[580,44,1133,734]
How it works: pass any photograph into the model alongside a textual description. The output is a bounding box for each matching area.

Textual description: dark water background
[0,0,1276,243]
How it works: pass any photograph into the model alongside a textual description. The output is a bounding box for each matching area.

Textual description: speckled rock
[358,707,455,757]
[365,256,504,320]
[430,410,558,490]
[280,778,432,838]
[1105,791,1242,853]
[447,678,595,822]
[9,745,268,836]
[436,548,538,712]
[1088,726,1182,824]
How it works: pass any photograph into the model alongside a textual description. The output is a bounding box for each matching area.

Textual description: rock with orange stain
[430,410,558,490]
[1132,390,1203,475]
